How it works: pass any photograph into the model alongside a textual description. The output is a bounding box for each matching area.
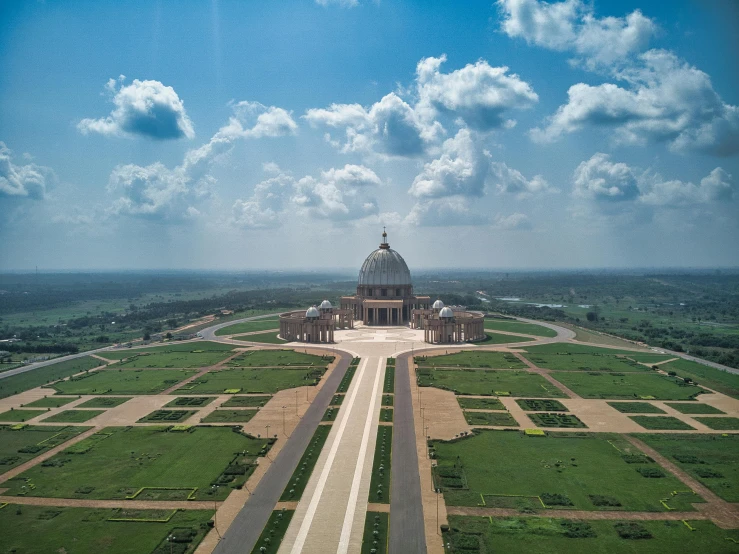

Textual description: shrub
[614,522,652,540]
[589,495,622,507]
[561,520,596,538]
[673,454,704,464]
[694,468,724,478]
[636,467,665,478]
[622,454,654,464]
[540,493,573,506]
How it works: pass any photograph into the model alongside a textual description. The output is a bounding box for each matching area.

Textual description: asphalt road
[213,349,352,554]
[388,352,427,554]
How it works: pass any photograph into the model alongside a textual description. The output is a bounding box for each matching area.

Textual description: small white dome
[306,306,320,318]
[320,300,332,310]
[439,306,454,319]
[432,299,444,309]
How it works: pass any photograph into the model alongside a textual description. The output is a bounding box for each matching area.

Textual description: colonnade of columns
[422,316,485,344]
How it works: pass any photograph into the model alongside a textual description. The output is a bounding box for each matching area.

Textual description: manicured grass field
[527,413,587,428]
[251,510,294,554]
[323,407,338,421]
[0,425,89,471]
[77,396,131,408]
[137,410,195,423]
[380,408,393,423]
[483,319,558,337]
[418,369,566,398]
[457,397,506,410]
[280,425,331,501]
[226,349,329,367]
[362,512,389,554]
[41,409,105,423]
[233,331,288,344]
[23,396,77,408]
[0,356,105,400]
[607,402,666,414]
[522,343,646,356]
[521,346,653,373]
[416,351,526,369]
[660,358,739,399]
[430,431,700,511]
[369,426,392,503]
[4,426,271,501]
[549,372,703,400]
[0,504,214,554]
[49,369,197,395]
[200,409,257,423]
[337,363,358,393]
[383,364,395,394]
[622,353,678,364]
[464,411,518,426]
[0,408,46,422]
[477,332,535,345]
[665,402,725,414]
[382,394,394,406]
[516,399,568,412]
[215,319,280,336]
[443,515,739,554]
[104,342,236,368]
[635,434,739,502]
[221,395,272,407]
[175,367,325,394]
[695,417,739,430]
[163,396,215,408]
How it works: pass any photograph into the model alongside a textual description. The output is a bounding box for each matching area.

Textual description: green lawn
[516,399,569,412]
[41,410,105,423]
[527,413,587,428]
[226,349,329,367]
[380,408,393,423]
[233,331,288,344]
[483,319,558,337]
[104,342,236,368]
[0,504,214,554]
[522,344,647,356]
[660,358,739,399]
[250,510,294,554]
[215,319,280,336]
[444,515,739,554]
[77,396,132,409]
[417,352,526,369]
[0,425,89,471]
[23,396,78,408]
[695,417,739,430]
[200,409,257,423]
[430,431,701,511]
[635,434,739,502]
[280,425,331,501]
[137,410,196,423]
[549,372,704,400]
[418,368,567,398]
[323,407,338,421]
[175,367,325,395]
[0,409,46,422]
[477,332,535,345]
[383,365,395,394]
[382,394,393,406]
[3,426,271,501]
[337,364,358,394]
[221,395,272,408]
[0,356,105,400]
[49,369,197,395]
[521,350,653,373]
[163,396,216,408]
[457,397,506,410]
[665,402,725,414]
[606,402,666,414]
[464,411,518,426]
[369,426,392,503]
[362,512,389,554]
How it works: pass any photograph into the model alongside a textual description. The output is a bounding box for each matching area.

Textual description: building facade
[278,301,353,343]
[411,300,486,344]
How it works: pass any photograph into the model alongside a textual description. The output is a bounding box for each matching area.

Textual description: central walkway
[279,356,386,554]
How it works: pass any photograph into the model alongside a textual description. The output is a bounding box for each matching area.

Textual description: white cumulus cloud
[0,142,55,200]
[490,161,554,198]
[405,197,491,227]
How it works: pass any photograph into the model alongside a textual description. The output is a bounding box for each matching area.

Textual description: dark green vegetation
[418,368,566,398]
[331,393,344,405]
[0,425,89,470]
[457,397,506,410]
[383,361,395,394]
[635,434,739,502]
[104,342,236,368]
[464,411,518,426]
[0,356,105,400]
[23,396,77,408]
[41,409,105,423]
[323,407,338,421]
[138,410,196,423]
[0,504,214,554]
[50,369,197,395]
[362,512,389,554]
[416,351,526,369]
[380,408,393,423]
[215,319,280,336]
[695,417,739,430]
[280,425,331,502]
[516,399,568,412]
[0,408,46,422]
[4,426,271,500]
[549,372,703,400]
[221,395,271,407]
[226,349,330,367]
[660,358,739,399]
[178,367,325,395]
[484,318,558,337]
[477,332,535,344]
[77,396,131,408]
[337,359,360,393]
[443,515,739,553]
[607,402,666,414]
[527,413,586,428]
[629,416,696,430]
[200,410,257,424]
[369,426,392,503]
[233,331,287,344]
[430,431,700,511]
[665,402,724,414]
[164,396,215,408]
[382,394,393,406]
[250,509,294,554]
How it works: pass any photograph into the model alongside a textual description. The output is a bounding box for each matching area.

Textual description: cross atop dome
[380,226,389,249]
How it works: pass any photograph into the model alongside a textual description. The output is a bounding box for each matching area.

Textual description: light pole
[425,426,430,458]
[282,405,287,436]
[211,485,222,540]
[435,488,441,534]
[421,407,425,436]
[295,390,299,416]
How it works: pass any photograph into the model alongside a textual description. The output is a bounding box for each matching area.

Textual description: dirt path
[0,495,219,510]
[446,506,710,521]
[511,352,581,399]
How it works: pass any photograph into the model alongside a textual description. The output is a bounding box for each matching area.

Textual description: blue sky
[1,0,737,271]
